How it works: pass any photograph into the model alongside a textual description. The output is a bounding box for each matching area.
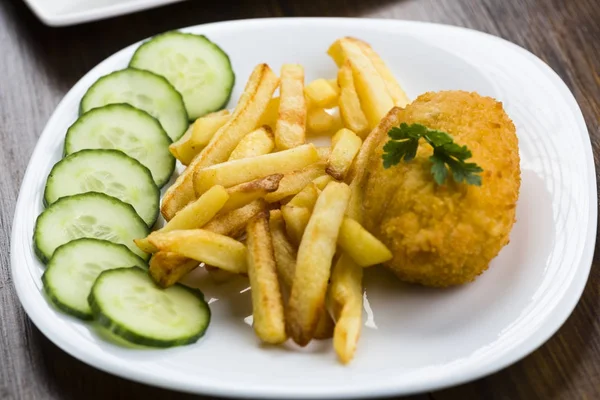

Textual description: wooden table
[1,0,598,398]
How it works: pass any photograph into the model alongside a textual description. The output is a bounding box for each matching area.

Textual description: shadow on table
[2,0,398,93]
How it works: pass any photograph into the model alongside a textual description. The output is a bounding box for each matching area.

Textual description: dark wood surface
[1,0,599,399]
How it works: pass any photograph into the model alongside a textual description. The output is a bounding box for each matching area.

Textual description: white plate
[22,0,184,26]
[11,18,596,399]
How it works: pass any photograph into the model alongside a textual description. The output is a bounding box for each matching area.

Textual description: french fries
[326,79,340,96]
[142,38,410,363]
[335,39,394,128]
[305,78,338,109]
[169,111,231,165]
[191,110,232,148]
[347,37,410,107]
[281,205,311,246]
[264,162,326,203]
[268,210,296,289]
[194,144,319,196]
[337,62,369,138]
[287,182,319,209]
[269,210,334,340]
[161,64,279,220]
[312,174,334,190]
[246,212,287,344]
[275,64,307,150]
[228,126,275,161]
[221,174,282,214]
[149,252,200,288]
[148,229,247,274]
[326,129,362,180]
[259,96,280,127]
[203,199,267,238]
[316,146,331,162]
[338,217,393,267]
[306,108,336,134]
[135,185,229,253]
[327,253,363,364]
[287,181,351,346]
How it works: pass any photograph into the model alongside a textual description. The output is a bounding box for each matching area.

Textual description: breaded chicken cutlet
[362,91,520,287]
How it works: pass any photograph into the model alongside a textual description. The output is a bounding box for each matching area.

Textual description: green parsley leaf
[381,123,483,186]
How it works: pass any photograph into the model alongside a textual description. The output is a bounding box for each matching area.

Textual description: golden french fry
[228,125,275,161]
[191,110,231,147]
[148,229,247,274]
[327,253,363,364]
[316,146,331,162]
[312,174,334,190]
[221,174,283,214]
[269,210,335,340]
[135,185,229,253]
[338,217,392,267]
[169,111,231,165]
[203,199,267,238]
[246,212,287,344]
[338,39,394,128]
[346,37,410,108]
[326,128,362,180]
[264,162,325,203]
[149,252,199,288]
[287,181,351,346]
[194,144,319,196]
[326,79,340,96]
[259,96,280,128]
[287,182,319,209]
[281,205,311,247]
[268,210,296,289]
[275,64,307,150]
[327,40,345,66]
[306,108,336,134]
[346,107,402,186]
[168,125,194,165]
[337,62,369,138]
[305,79,338,109]
[161,64,279,220]
[314,310,335,340]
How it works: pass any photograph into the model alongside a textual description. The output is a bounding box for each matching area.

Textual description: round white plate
[11,18,596,399]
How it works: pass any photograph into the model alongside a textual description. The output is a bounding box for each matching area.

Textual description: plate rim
[10,17,597,399]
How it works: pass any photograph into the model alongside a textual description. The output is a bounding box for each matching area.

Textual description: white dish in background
[11,18,596,399]
[22,0,184,26]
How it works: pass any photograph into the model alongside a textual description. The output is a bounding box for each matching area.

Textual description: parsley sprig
[382,123,483,186]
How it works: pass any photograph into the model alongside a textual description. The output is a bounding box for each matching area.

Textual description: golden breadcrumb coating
[363,91,520,287]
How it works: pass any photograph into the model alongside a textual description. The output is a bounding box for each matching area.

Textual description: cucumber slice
[89,267,210,347]
[130,31,234,120]
[64,104,175,188]
[80,68,188,141]
[34,192,149,263]
[44,149,159,227]
[42,238,147,320]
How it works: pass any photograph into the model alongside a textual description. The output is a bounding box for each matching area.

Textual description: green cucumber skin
[88,267,211,348]
[33,192,150,264]
[79,68,189,141]
[42,272,94,320]
[41,238,147,321]
[43,149,160,227]
[63,103,176,188]
[129,31,235,120]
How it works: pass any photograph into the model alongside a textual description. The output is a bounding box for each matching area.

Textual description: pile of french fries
[135,37,410,363]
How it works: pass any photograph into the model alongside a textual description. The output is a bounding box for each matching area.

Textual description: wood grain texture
[0,0,598,399]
